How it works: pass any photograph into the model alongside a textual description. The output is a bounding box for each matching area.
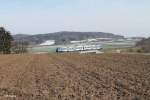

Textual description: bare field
[0,54,150,100]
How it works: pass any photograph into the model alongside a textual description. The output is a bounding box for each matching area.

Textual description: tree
[11,41,29,54]
[0,27,13,54]
[136,37,150,53]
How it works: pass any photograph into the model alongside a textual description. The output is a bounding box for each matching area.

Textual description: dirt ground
[0,53,150,100]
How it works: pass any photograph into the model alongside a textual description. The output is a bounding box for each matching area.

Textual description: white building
[40,40,55,46]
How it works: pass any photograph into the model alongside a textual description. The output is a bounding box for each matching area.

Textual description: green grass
[28,46,56,53]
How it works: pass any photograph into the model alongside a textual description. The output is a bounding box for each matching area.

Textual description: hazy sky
[0,0,150,37]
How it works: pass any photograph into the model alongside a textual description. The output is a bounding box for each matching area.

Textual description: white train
[56,45,102,53]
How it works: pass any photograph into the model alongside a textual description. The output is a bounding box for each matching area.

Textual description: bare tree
[11,41,29,54]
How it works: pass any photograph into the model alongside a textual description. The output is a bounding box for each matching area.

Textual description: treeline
[136,37,150,53]
[0,27,28,54]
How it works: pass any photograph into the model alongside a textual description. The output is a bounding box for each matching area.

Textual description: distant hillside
[13,31,124,45]
[13,34,30,40]
[136,37,150,52]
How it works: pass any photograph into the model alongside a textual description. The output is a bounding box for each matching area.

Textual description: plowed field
[0,54,150,100]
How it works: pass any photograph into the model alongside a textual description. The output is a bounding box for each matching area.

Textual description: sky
[0,0,150,37]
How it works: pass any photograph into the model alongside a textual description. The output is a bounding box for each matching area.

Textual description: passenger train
[56,45,102,53]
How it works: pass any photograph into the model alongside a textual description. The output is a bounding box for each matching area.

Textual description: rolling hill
[13,31,124,45]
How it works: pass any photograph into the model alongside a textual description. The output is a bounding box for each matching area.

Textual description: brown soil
[0,53,150,100]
